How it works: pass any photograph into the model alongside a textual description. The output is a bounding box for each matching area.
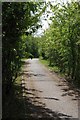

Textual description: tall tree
[38,1,80,87]
[2,2,46,97]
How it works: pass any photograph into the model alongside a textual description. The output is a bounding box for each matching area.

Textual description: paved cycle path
[22,58,78,119]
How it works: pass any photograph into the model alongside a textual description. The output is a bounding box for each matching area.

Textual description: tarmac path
[21,58,78,119]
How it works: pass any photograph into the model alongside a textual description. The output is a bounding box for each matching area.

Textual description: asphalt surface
[22,58,78,119]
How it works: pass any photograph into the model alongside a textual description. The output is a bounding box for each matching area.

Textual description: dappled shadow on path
[2,58,73,120]
[2,81,73,120]
[22,81,73,119]
[56,79,79,99]
[23,96,72,120]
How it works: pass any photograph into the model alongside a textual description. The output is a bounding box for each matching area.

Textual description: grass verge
[39,58,67,79]
[39,58,80,91]
[39,59,60,73]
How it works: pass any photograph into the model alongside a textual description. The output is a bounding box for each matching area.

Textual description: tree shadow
[2,81,73,120]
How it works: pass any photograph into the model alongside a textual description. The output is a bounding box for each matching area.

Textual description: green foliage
[25,35,39,58]
[2,2,45,97]
[2,3,26,95]
[38,1,80,87]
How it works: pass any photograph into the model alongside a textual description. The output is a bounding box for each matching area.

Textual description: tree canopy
[38,1,80,87]
[2,2,46,96]
[2,1,80,99]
